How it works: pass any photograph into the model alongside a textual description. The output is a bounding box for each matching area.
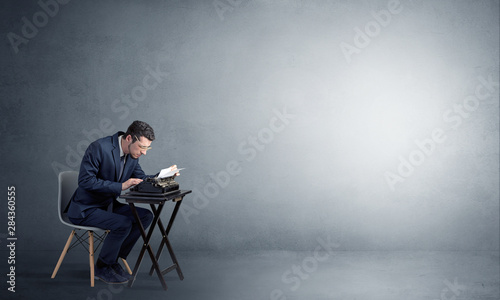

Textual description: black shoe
[111,262,133,280]
[95,265,129,284]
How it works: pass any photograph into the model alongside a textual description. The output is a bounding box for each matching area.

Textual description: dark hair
[124,120,155,142]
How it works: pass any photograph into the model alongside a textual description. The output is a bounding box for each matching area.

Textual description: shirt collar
[118,135,125,158]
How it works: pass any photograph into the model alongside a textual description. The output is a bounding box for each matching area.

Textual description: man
[67,120,177,284]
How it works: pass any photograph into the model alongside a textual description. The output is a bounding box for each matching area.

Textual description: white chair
[51,171,132,287]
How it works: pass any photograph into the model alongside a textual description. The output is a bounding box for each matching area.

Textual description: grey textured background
[0,0,498,255]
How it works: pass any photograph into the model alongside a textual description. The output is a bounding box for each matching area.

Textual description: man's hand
[168,165,181,177]
[122,178,143,190]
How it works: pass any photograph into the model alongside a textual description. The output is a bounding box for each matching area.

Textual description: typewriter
[130,175,180,195]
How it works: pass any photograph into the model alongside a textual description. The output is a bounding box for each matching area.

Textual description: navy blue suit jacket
[67,131,150,219]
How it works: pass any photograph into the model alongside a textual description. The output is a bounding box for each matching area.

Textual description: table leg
[148,204,164,276]
[166,198,183,235]
[162,228,184,280]
[128,202,169,290]
[148,199,184,278]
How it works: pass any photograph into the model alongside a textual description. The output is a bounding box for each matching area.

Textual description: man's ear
[125,134,133,143]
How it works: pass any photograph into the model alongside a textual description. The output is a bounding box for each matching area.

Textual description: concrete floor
[2,249,499,300]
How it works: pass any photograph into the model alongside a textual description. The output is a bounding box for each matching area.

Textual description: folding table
[119,189,192,290]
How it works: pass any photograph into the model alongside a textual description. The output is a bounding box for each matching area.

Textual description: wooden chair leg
[51,230,76,279]
[121,258,133,275]
[89,231,95,287]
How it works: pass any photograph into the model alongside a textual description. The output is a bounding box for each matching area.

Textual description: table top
[120,189,192,203]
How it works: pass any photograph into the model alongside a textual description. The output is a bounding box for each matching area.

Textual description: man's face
[126,135,152,159]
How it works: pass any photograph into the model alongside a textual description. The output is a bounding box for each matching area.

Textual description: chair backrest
[58,171,79,223]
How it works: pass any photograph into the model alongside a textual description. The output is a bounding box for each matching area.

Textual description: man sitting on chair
[67,120,169,284]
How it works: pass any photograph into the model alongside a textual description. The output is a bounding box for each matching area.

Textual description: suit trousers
[70,203,153,266]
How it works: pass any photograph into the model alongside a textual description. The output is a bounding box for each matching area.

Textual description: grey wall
[1,0,498,252]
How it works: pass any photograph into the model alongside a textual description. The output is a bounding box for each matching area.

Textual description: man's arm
[78,142,122,195]
[119,161,150,191]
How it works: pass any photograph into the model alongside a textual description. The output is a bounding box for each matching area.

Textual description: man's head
[122,120,155,159]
